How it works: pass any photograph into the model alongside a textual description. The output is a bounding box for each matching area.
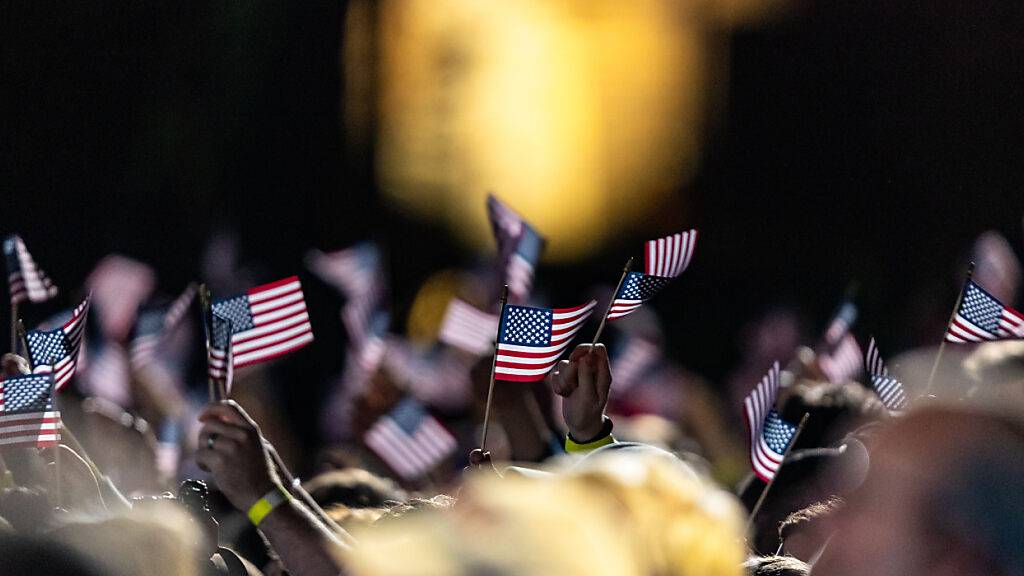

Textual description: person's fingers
[591,343,612,402]
[577,350,597,397]
[199,420,250,444]
[1,354,30,377]
[568,344,592,363]
[195,450,225,473]
[199,402,257,432]
[208,436,241,456]
[550,360,579,397]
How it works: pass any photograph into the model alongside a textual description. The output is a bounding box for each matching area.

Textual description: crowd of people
[0,228,1023,576]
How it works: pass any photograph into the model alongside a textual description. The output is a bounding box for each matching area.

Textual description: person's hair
[742,555,810,576]
[782,381,888,449]
[778,496,844,544]
[304,467,408,509]
[0,534,108,576]
[375,494,457,526]
[0,487,54,534]
[963,341,1024,409]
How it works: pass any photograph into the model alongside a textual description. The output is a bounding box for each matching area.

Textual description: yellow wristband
[564,433,615,454]
[247,485,292,526]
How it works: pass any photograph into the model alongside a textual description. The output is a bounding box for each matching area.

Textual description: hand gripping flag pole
[745,412,810,535]
[480,286,510,452]
[591,257,634,346]
[924,261,975,395]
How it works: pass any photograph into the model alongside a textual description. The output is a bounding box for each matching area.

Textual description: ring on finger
[206,433,219,450]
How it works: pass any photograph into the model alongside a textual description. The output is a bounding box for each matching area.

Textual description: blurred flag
[208,276,313,371]
[494,300,596,382]
[864,337,907,411]
[438,298,498,355]
[743,361,797,482]
[3,234,58,305]
[972,231,1020,306]
[364,397,457,481]
[0,373,60,449]
[818,334,863,384]
[610,335,661,397]
[129,283,198,371]
[608,230,698,320]
[944,280,1024,343]
[487,194,546,302]
[26,296,90,391]
[823,301,858,347]
[306,243,385,346]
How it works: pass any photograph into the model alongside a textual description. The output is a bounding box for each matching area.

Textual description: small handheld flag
[129,283,198,371]
[494,299,596,382]
[944,280,1024,343]
[4,234,59,305]
[487,195,546,302]
[438,298,499,356]
[26,296,90,391]
[0,373,61,449]
[364,397,457,481]
[607,229,698,321]
[865,337,908,411]
[742,361,798,482]
[305,243,385,346]
[208,276,314,371]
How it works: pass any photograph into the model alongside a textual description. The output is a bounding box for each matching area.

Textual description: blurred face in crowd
[815,409,1024,576]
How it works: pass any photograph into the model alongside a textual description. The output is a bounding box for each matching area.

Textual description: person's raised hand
[195,400,279,512]
[548,344,612,441]
[2,354,30,378]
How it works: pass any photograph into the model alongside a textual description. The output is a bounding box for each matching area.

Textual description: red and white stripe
[30,296,90,391]
[494,300,596,383]
[208,276,314,374]
[743,361,783,482]
[818,333,862,383]
[438,298,498,355]
[6,235,59,305]
[0,411,61,449]
[610,337,661,396]
[644,229,698,278]
[946,308,1024,343]
[365,414,457,480]
[865,337,888,377]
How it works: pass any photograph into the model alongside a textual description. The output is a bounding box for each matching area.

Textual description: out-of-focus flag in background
[487,194,546,302]
[129,283,198,371]
[0,373,60,449]
[364,396,457,481]
[494,300,596,382]
[823,301,857,346]
[4,234,59,305]
[438,298,499,355]
[743,361,797,482]
[865,337,907,411]
[26,296,90,391]
[610,334,662,397]
[209,276,314,370]
[306,243,385,346]
[945,280,1024,343]
[608,230,697,320]
[816,299,862,383]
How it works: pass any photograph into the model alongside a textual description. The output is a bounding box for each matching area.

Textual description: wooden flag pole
[745,412,810,535]
[197,284,225,402]
[16,320,28,361]
[591,256,634,346]
[480,285,509,452]
[924,261,975,395]
[10,302,18,354]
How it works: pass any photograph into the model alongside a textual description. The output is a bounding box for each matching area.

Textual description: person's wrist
[567,415,612,444]
[246,482,292,527]
[238,478,280,513]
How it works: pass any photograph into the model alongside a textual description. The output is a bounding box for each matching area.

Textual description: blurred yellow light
[357,0,777,260]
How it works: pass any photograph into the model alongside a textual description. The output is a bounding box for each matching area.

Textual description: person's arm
[548,344,616,453]
[196,401,350,576]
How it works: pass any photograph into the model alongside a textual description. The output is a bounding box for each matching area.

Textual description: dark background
[3,0,1024,391]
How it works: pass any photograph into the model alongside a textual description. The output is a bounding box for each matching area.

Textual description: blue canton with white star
[211,296,255,336]
[762,410,797,455]
[26,330,69,367]
[959,282,1004,333]
[615,272,672,301]
[2,374,54,414]
[210,311,234,349]
[500,305,553,347]
[390,397,429,434]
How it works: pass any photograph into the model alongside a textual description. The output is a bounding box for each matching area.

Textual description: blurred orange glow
[351,0,781,260]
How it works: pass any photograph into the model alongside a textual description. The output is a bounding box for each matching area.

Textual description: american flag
[487,195,546,302]
[207,276,314,374]
[129,283,198,370]
[364,397,457,481]
[26,296,90,391]
[207,310,235,388]
[607,229,699,321]
[865,337,907,411]
[4,234,59,305]
[644,229,699,278]
[610,335,661,396]
[306,244,385,346]
[818,333,863,383]
[945,280,1024,343]
[438,298,499,355]
[494,300,596,382]
[823,301,858,346]
[743,361,798,482]
[0,373,60,449]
